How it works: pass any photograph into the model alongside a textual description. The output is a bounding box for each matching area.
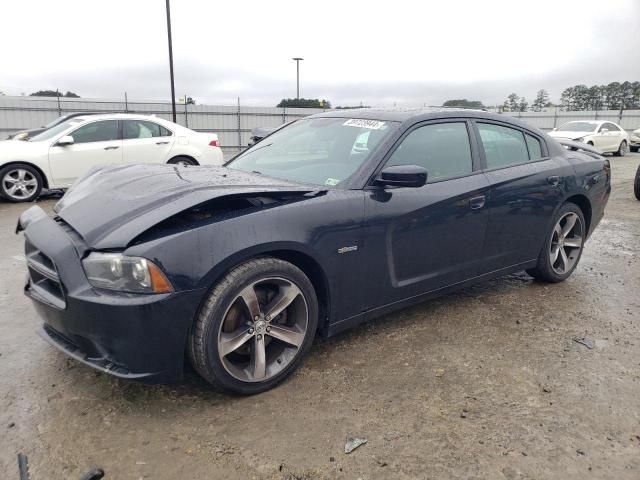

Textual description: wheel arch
[0,161,50,188]
[167,154,199,165]
[195,243,332,336]
[564,193,592,235]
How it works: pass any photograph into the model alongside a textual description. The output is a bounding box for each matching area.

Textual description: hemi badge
[337,246,358,254]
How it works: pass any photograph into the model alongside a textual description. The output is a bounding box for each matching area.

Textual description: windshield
[43,116,69,129]
[29,119,85,142]
[557,122,598,133]
[228,117,398,187]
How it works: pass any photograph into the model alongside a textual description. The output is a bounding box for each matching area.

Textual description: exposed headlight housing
[82,253,173,294]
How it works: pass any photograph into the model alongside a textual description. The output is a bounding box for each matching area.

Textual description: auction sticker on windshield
[343,119,386,129]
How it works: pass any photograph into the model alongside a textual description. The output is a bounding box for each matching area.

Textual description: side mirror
[600,128,609,133]
[56,135,75,146]
[375,165,427,188]
[552,127,557,132]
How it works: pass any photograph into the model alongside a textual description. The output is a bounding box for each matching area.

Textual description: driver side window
[386,122,473,182]
[71,120,119,144]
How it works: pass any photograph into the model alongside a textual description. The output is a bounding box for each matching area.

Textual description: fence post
[56,89,62,116]
[124,92,129,113]
[618,104,624,124]
[282,107,286,125]
[553,105,558,129]
[237,97,242,150]
[184,94,189,128]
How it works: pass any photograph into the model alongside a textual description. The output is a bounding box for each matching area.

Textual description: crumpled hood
[55,164,317,249]
[548,130,593,140]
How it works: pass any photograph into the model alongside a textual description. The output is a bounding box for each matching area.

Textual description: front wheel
[615,140,628,157]
[189,257,318,394]
[634,163,640,201]
[527,203,585,283]
[0,164,43,202]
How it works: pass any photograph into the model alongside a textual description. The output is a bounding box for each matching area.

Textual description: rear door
[363,120,491,309]
[475,121,567,270]
[122,119,175,164]
[48,120,122,187]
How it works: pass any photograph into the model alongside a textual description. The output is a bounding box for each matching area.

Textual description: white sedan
[548,120,630,156]
[0,114,224,202]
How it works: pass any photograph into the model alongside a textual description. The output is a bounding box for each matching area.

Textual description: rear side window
[71,120,119,144]
[477,123,529,169]
[386,122,473,182]
[124,120,172,139]
[525,133,543,160]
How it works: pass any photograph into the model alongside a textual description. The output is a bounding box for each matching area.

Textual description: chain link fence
[1,96,639,157]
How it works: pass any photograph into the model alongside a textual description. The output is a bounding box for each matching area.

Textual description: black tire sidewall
[535,203,586,283]
[634,164,640,201]
[0,164,43,202]
[192,258,318,394]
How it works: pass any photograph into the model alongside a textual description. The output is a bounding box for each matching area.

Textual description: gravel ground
[1,153,639,480]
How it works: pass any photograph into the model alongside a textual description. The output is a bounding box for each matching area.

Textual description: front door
[363,120,490,309]
[48,120,122,187]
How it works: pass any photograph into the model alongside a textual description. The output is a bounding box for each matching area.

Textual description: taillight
[209,139,219,147]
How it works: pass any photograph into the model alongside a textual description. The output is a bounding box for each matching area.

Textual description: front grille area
[25,238,66,309]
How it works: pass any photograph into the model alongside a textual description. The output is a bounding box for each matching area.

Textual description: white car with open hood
[0,113,224,202]
[548,120,630,156]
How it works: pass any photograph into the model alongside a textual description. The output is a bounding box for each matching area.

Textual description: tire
[526,202,586,283]
[189,257,318,394]
[0,164,43,203]
[614,140,628,157]
[634,163,640,201]
[168,156,198,166]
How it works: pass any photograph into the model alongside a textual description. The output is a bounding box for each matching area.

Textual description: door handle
[103,146,120,150]
[156,141,170,145]
[469,195,486,210]
[547,175,560,186]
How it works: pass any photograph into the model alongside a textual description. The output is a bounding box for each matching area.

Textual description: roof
[67,113,172,123]
[310,107,507,123]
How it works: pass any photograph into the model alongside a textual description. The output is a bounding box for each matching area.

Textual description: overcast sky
[2,0,639,107]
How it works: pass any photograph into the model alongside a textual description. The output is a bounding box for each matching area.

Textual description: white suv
[549,120,630,156]
[0,113,224,202]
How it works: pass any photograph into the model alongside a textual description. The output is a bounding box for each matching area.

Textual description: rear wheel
[0,164,43,202]
[634,163,640,201]
[615,140,628,157]
[527,203,585,283]
[189,257,318,394]
[168,156,198,166]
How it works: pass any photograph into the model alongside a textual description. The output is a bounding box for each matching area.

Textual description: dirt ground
[1,154,639,480]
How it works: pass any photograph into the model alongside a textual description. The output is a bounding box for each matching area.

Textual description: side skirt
[325,260,537,337]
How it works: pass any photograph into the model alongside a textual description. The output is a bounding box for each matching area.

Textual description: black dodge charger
[18,108,611,394]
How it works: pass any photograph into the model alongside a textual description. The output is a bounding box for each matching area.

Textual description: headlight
[82,253,173,293]
[574,137,585,143]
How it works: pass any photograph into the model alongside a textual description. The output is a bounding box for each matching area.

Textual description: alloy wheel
[217,277,308,383]
[619,141,628,156]
[2,169,38,200]
[549,212,583,275]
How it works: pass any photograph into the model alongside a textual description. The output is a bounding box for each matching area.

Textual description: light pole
[165,0,177,122]
[292,57,303,99]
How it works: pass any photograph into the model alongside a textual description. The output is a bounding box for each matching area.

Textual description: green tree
[518,97,528,112]
[502,93,520,112]
[277,98,331,108]
[29,89,80,98]
[603,82,621,110]
[442,99,485,109]
[531,89,550,112]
